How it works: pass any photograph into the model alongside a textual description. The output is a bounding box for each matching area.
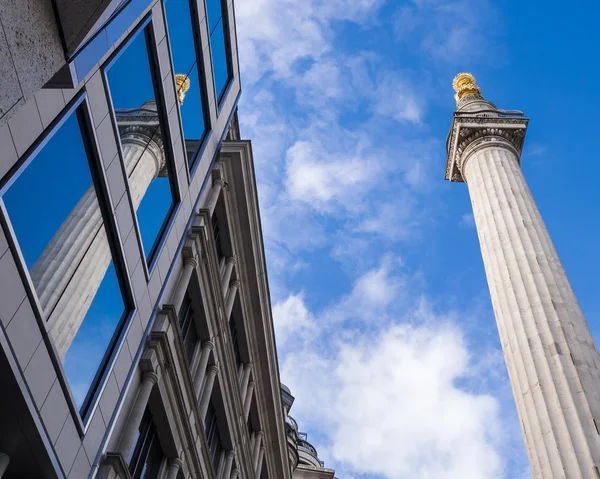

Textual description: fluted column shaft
[198,365,218,421]
[167,458,183,479]
[463,141,600,478]
[193,341,214,401]
[171,256,198,313]
[224,280,240,321]
[118,371,159,459]
[220,451,235,479]
[252,432,263,471]
[221,257,236,296]
[239,362,252,396]
[32,137,163,358]
[207,178,225,216]
[255,446,265,478]
[243,381,255,421]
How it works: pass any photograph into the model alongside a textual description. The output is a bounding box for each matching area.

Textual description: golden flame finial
[452,72,482,104]
[175,74,191,105]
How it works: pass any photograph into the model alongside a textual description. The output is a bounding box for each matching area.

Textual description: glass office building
[0,0,337,478]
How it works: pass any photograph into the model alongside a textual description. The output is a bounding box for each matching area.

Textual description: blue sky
[234,1,600,478]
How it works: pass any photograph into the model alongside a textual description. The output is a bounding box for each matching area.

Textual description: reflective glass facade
[0,0,247,476]
[206,0,231,103]
[105,25,178,264]
[2,104,128,415]
[165,0,209,166]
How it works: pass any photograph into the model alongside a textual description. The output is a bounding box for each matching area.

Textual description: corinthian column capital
[445,93,528,183]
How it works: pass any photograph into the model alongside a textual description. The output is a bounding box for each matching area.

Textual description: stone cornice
[218,140,293,479]
[445,115,529,183]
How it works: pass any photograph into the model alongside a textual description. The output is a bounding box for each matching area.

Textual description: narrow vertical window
[2,102,130,417]
[105,24,179,265]
[164,0,210,168]
[205,0,232,104]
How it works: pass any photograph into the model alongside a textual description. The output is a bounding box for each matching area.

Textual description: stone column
[118,371,159,458]
[171,256,198,313]
[243,381,255,421]
[220,451,235,479]
[219,257,226,278]
[252,431,263,471]
[206,178,225,216]
[447,73,600,478]
[230,469,239,479]
[255,445,265,478]
[167,458,183,479]
[0,453,9,478]
[220,257,236,296]
[239,362,252,396]
[224,280,240,321]
[193,341,214,401]
[198,365,219,421]
[31,130,165,358]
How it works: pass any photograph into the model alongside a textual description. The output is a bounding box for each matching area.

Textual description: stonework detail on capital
[446,116,528,182]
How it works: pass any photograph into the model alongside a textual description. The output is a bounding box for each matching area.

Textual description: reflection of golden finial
[175,74,191,105]
[452,72,482,104]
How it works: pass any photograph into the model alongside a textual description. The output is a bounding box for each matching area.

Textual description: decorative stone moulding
[445,116,529,182]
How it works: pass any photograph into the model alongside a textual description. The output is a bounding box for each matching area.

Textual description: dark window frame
[162,0,213,173]
[178,293,199,364]
[0,92,135,430]
[204,401,224,472]
[211,212,225,263]
[102,15,182,278]
[206,0,234,108]
[129,407,165,479]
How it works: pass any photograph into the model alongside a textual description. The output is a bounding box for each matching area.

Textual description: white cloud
[394,0,503,62]
[272,261,533,478]
[235,0,528,475]
[280,290,506,479]
[372,72,424,124]
[272,293,316,346]
[285,140,382,212]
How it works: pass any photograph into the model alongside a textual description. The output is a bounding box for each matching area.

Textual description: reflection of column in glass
[31,75,190,358]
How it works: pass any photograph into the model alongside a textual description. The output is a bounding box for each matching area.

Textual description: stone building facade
[0,1,337,478]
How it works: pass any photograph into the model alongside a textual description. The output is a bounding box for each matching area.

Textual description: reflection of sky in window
[4,114,91,268]
[74,0,152,82]
[205,0,222,32]
[205,0,231,102]
[2,109,126,412]
[165,0,207,142]
[106,28,176,261]
[211,20,229,102]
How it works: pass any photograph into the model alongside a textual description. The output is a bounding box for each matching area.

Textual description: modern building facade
[447,73,600,478]
[0,1,337,479]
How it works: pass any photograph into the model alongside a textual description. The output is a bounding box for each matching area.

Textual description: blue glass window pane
[211,19,229,101]
[166,0,196,68]
[165,0,207,143]
[72,0,152,83]
[75,29,110,82]
[205,0,223,33]
[106,0,153,45]
[106,27,176,263]
[3,107,127,414]
[136,175,173,258]
[4,114,92,269]
[63,262,125,408]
